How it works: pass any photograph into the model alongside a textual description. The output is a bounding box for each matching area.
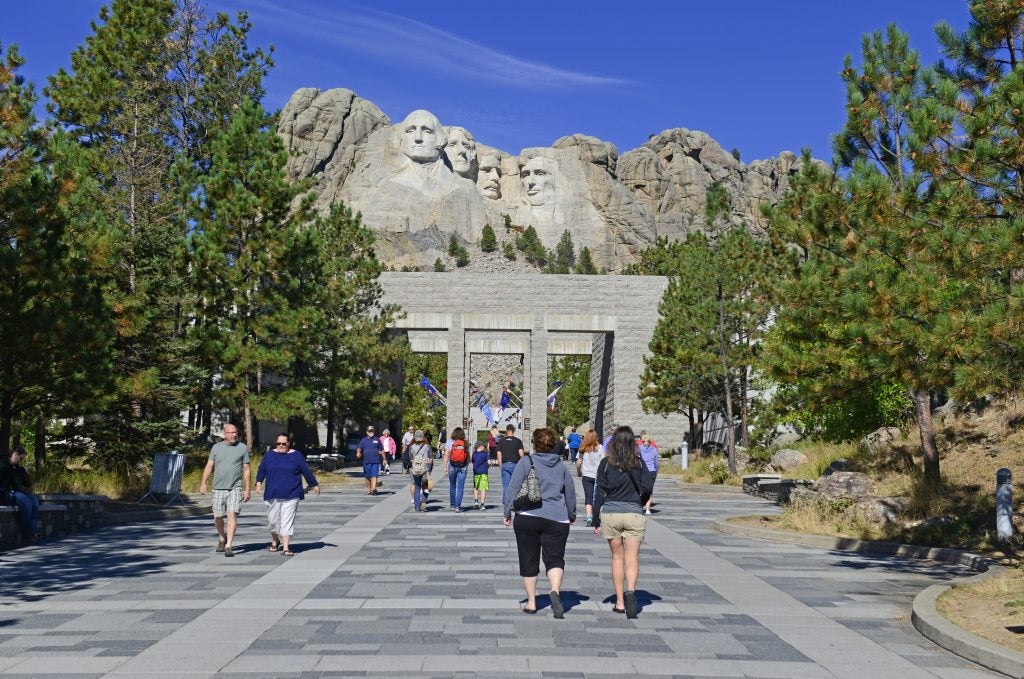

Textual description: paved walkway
[0,468,1000,678]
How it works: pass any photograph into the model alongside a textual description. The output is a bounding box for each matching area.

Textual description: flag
[499,389,510,409]
[419,375,447,406]
[546,382,563,411]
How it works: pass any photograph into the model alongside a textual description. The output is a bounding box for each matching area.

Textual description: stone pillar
[446,316,466,441]
[590,332,614,437]
[524,316,548,447]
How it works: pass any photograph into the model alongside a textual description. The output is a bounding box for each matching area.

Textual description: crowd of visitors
[190,418,662,617]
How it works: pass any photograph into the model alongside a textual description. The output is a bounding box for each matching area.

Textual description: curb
[676,482,744,493]
[714,516,1024,677]
[912,577,1024,678]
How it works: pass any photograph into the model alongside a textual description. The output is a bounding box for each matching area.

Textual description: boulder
[849,496,910,526]
[858,427,903,456]
[733,445,752,471]
[770,448,808,471]
[825,459,851,473]
[788,486,819,506]
[770,430,802,449]
[817,471,874,500]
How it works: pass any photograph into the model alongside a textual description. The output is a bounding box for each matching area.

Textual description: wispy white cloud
[237,0,629,89]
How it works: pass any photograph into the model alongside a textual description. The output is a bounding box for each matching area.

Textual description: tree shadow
[0,519,200,603]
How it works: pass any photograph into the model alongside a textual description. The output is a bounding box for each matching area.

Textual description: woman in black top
[592,426,653,618]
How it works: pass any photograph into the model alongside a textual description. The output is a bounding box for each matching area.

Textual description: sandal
[282,550,294,556]
[521,605,537,614]
[612,606,626,614]
[268,543,281,552]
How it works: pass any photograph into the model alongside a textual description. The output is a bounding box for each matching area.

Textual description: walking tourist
[575,430,605,526]
[445,427,470,512]
[255,434,320,556]
[471,442,491,510]
[407,430,433,511]
[198,423,250,557]
[380,428,396,475]
[0,446,40,543]
[592,426,653,618]
[567,426,582,463]
[357,425,384,495]
[401,426,415,473]
[638,431,659,515]
[488,426,499,459]
[504,427,577,618]
[497,424,524,506]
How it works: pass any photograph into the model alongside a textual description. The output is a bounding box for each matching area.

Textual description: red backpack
[450,439,468,465]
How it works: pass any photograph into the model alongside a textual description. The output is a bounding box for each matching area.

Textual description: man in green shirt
[199,424,251,557]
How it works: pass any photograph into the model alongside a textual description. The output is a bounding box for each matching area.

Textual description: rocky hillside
[278,87,808,272]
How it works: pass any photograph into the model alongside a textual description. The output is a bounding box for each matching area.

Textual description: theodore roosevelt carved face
[401,110,447,164]
[476,152,502,199]
[444,126,476,178]
[519,157,556,206]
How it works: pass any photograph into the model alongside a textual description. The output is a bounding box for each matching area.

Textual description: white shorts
[265,499,299,536]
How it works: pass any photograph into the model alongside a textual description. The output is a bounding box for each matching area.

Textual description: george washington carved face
[401,110,447,164]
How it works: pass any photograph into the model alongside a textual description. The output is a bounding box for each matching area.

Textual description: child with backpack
[471,443,491,510]
[445,427,469,512]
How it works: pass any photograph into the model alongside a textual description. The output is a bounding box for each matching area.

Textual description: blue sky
[8,1,971,162]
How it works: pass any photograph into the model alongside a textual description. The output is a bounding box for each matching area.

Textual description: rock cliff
[278,87,803,271]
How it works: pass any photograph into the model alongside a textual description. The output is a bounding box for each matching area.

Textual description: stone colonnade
[379,272,685,450]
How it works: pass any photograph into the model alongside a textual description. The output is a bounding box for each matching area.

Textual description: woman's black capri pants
[581,476,596,506]
[513,514,571,577]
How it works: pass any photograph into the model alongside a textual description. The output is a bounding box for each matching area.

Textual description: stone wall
[0,494,105,551]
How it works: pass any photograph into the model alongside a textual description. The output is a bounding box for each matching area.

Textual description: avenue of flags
[421,376,552,425]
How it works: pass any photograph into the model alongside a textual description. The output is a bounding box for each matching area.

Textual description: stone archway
[380,272,686,450]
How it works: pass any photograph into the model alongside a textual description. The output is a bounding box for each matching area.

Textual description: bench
[0,494,106,551]
[742,474,780,496]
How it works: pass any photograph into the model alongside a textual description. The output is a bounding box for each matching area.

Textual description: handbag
[511,455,542,511]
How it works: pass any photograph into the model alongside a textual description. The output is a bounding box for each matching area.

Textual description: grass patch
[937,568,1024,653]
[681,455,741,486]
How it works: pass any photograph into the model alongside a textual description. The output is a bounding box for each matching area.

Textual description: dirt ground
[937,569,1024,654]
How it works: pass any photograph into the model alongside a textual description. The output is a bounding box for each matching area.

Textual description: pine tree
[45,0,272,460]
[548,229,575,273]
[187,100,305,449]
[297,204,405,453]
[764,25,1014,485]
[502,241,516,261]
[454,246,470,267]
[480,223,497,252]
[0,44,112,457]
[448,233,459,257]
[575,246,598,274]
[516,225,547,265]
[434,258,447,272]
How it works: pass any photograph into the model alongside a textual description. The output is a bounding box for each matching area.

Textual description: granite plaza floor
[0,467,1000,678]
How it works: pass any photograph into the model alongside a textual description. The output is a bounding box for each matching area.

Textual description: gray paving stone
[0,475,1005,678]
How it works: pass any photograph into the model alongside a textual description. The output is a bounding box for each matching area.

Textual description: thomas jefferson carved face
[519,157,555,206]
[401,110,446,164]
[476,152,502,199]
[444,126,476,178]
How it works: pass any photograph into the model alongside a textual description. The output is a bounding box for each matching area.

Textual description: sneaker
[644,509,652,516]
[474,500,480,510]
[454,507,462,513]
[585,516,592,527]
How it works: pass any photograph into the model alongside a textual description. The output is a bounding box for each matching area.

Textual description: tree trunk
[739,365,749,448]
[0,395,11,457]
[243,375,254,451]
[695,408,706,456]
[717,281,737,473]
[34,407,46,473]
[913,388,941,485]
[326,397,336,455]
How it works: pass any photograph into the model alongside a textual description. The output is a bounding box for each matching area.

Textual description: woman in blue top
[255,433,320,556]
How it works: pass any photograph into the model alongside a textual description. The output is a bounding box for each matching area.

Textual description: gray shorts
[212,487,243,517]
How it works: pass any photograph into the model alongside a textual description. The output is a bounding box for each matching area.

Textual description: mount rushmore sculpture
[278,87,805,271]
